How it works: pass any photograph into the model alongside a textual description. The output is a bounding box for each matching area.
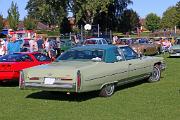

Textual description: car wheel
[148,65,161,82]
[99,84,115,97]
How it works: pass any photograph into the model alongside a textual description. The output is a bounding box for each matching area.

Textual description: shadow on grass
[167,56,180,58]
[26,91,99,102]
[115,79,147,92]
[26,80,148,102]
[0,80,19,87]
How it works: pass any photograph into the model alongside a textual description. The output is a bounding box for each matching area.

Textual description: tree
[175,1,180,28]
[145,13,161,32]
[7,1,20,30]
[26,0,67,29]
[113,0,133,17]
[23,17,37,30]
[161,6,178,29]
[0,14,3,31]
[119,9,140,33]
[73,0,133,32]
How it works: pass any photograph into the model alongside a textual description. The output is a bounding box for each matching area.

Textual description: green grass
[0,55,180,120]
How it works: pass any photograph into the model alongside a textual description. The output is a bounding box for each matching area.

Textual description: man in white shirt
[29,36,38,52]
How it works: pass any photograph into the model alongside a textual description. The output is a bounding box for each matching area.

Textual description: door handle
[129,63,132,65]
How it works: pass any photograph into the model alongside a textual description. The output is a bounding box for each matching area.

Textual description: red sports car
[0,52,52,82]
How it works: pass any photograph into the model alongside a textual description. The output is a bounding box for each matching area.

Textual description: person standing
[0,39,7,56]
[29,36,38,52]
[7,35,24,54]
[37,36,44,53]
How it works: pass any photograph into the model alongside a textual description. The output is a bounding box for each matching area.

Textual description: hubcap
[105,84,114,96]
[151,67,160,81]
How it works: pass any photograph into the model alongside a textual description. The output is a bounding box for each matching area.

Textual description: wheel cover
[105,84,114,96]
[151,67,160,81]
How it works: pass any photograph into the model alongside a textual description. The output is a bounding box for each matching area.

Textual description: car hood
[171,45,180,49]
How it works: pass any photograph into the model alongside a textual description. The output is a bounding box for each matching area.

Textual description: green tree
[175,1,180,28]
[23,17,37,30]
[145,13,161,32]
[0,14,3,31]
[119,9,140,33]
[7,1,20,30]
[26,0,67,29]
[161,6,178,29]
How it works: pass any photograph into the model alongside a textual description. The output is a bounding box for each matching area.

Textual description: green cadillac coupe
[20,45,166,97]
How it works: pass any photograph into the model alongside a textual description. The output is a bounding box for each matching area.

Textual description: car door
[120,46,151,81]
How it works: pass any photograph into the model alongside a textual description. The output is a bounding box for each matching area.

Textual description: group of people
[0,35,24,56]
[0,35,61,60]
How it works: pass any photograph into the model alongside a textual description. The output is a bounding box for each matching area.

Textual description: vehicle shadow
[26,80,148,102]
[115,79,147,92]
[26,90,99,102]
[0,81,19,87]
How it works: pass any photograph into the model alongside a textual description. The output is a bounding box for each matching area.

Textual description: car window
[57,50,104,61]
[20,55,33,62]
[84,40,96,45]
[120,46,138,60]
[117,48,125,61]
[33,53,51,62]
[98,40,102,44]
[0,54,32,62]
[102,39,108,44]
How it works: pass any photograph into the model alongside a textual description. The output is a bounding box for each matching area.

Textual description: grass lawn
[0,55,180,120]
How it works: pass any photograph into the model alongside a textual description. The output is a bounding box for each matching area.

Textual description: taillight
[19,71,25,89]
[29,77,39,80]
[77,70,81,90]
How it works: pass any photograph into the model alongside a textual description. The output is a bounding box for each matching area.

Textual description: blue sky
[0,0,179,20]
[128,0,179,18]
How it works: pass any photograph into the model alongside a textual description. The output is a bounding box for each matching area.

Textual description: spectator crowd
[0,35,61,60]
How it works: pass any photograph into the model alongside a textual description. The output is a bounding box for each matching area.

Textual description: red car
[0,52,52,82]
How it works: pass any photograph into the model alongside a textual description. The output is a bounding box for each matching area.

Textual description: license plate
[44,78,55,85]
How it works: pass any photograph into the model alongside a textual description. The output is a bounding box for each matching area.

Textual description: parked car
[169,37,180,57]
[60,39,74,52]
[0,52,52,82]
[131,38,159,55]
[83,38,108,45]
[20,45,165,97]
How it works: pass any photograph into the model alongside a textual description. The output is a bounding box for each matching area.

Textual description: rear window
[84,40,97,45]
[57,49,104,61]
[0,54,33,62]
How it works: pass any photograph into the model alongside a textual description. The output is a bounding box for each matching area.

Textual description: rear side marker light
[30,77,39,80]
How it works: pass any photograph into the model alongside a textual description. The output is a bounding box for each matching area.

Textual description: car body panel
[131,43,158,55]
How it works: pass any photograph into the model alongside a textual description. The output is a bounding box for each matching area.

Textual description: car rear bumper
[0,71,19,81]
[23,82,77,92]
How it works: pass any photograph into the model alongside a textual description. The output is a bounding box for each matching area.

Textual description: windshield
[56,49,104,61]
[0,54,32,62]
